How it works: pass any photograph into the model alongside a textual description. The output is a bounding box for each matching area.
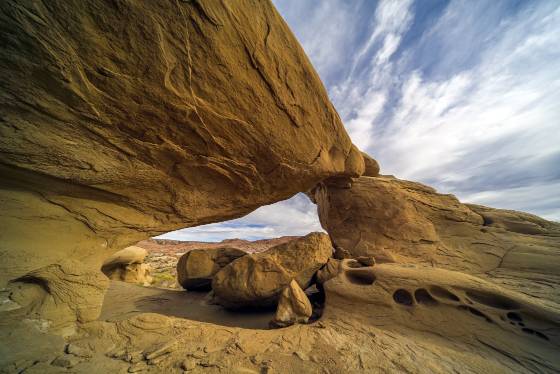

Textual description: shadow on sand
[99,281,275,330]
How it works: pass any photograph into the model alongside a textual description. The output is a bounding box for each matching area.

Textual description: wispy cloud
[156,193,323,242]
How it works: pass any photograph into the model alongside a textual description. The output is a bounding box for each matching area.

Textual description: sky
[159,0,560,242]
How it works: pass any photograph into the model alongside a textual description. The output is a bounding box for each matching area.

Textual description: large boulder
[270,280,312,328]
[101,246,152,286]
[361,152,380,177]
[0,0,362,323]
[212,232,333,308]
[176,247,247,291]
[312,175,560,276]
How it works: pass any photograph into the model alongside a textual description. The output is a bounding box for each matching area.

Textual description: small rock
[313,321,327,329]
[66,343,93,358]
[316,259,340,284]
[293,351,308,361]
[51,354,81,368]
[181,358,197,371]
[260,364,272,374]
[144,340,177,360]
[333,246,352,260]
[232,367,259,374]
[128,362,149,373]
[125,351,144,364]
[356,256,376,267]
[270,280,312,328]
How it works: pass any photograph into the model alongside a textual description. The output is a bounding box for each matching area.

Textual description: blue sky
[159,0,560,241]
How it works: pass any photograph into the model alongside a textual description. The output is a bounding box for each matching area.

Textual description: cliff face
[0,0,361,321]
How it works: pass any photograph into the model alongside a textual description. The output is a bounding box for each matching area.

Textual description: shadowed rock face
[0,0,362,321]
[176,247,246,291]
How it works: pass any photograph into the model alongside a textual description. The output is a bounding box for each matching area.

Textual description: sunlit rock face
[0,0,362,323]
[313,175,560,276]
[212,232,332,308]
[320,259,560,373]
[102,246,153,286]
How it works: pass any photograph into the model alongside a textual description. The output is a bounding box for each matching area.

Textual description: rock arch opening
[98,194,328,330]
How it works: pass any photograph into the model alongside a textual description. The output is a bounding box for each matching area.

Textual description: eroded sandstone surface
[0,1,559,373]
[102,246,153,286]
[0,0,362,323]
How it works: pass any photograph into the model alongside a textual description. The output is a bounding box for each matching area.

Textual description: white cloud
[462,181,560,221]
[372,2,560,204]
[158,194,324,242]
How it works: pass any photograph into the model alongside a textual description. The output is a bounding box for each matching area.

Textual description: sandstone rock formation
[212,232,332,308]
[1,1,560,373]
[3,260,108,332]
[270,280,312,328]
[321,259,560,373]
[313,175,560,277]
[0,0,362,323]
[176,247,246,291]
[361,152,380,177]
[101,246,153,286]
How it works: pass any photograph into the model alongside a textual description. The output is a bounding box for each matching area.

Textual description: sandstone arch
[0,0,363,324]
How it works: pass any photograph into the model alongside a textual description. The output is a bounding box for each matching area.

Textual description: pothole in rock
[345,269,376,285]
[393,289,414,306]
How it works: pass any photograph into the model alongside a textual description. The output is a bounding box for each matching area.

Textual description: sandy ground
[100,281,275,330]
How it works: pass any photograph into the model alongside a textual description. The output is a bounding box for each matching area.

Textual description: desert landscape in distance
[1,0,559,373]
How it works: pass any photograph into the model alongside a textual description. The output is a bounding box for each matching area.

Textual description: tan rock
[270,280,312,328]
[313,174,560,277]
[316,259,341,285]
[212,232,333,308]
[102,247,148,270]
[361,152,380,177]
[102,247,152,286]
[356,256,376,267]
[0,0,362,322]
[176,247,246,291]
[9,260,108,328]
[320,259,560,372]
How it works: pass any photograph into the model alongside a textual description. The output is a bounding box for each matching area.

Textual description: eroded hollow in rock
[430,286,460,302]
[522,328,550,341]
[465,290,520,310]
[458,305,494,323]
[345,269,376,285]
[414,289,438,305]
[507,312,523,322]
[393,289,414,306]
